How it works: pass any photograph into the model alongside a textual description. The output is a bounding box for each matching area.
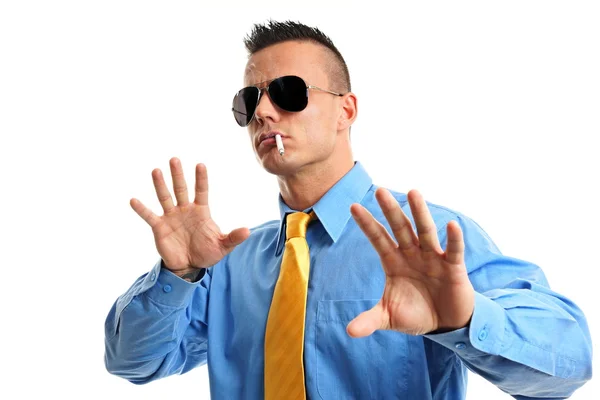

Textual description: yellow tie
[264,210,317,400]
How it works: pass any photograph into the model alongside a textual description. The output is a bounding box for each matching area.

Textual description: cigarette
[275,134,284,156]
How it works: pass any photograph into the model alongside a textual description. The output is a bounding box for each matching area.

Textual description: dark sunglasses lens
[232,87,259,126]
[269,76,308,112]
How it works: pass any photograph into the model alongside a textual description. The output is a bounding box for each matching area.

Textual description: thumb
[222,227,251,251]
[346,303,386,338]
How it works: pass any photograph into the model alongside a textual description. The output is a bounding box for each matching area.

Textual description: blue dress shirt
[105,161,592,399]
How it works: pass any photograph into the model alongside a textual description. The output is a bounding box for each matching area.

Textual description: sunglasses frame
[232,75,344,127]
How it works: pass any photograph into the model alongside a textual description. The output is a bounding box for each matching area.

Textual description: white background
[1,1,598,399]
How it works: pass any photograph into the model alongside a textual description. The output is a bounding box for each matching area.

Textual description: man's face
[243,41,344,175]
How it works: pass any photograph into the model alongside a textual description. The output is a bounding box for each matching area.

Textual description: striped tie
[264,210,317,400]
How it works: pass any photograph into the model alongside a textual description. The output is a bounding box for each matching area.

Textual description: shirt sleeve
[104,258,212,384]
[425,213,592,398]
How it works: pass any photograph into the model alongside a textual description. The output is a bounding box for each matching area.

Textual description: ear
[337,92,358,131]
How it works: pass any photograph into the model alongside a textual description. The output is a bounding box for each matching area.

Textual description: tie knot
[286,211,316,240]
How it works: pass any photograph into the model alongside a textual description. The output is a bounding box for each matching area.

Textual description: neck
[277,154,354,211]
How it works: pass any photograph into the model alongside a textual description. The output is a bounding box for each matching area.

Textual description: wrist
[161,260,204,282]
[177,269,204,282]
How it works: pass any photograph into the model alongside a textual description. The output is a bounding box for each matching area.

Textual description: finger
[407,190,442,253]
[194,163,209,206]
[346,303,386,338]
[222,227,251,251]
[445,221,465,265]
[350,203,398,260]
[170,157,189,206]
[375,188,418,251]
[130,198,160,228]
[152,168,175,213]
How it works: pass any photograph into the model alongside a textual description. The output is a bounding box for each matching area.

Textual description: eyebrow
[245,76,277,88]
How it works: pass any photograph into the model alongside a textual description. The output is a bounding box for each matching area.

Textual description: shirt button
[163,284,172,293]
[478,329,488,341]
[455,342,466,350]
[151,272,157,281]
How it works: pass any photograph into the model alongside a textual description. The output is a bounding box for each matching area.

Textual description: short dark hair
[243,20,351,92]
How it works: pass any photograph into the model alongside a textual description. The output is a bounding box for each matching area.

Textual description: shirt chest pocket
[315,299,410,400]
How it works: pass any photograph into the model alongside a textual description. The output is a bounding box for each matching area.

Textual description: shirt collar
[275,161,373,256]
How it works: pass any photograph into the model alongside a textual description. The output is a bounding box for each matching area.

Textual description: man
[105,20,592,399]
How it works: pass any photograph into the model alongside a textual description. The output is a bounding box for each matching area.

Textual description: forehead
[244,41,328,86]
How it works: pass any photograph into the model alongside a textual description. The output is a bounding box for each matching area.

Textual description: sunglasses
[231,75,344,127]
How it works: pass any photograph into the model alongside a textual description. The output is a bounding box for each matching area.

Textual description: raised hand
[346,188,475,337]
[130,157,250,277]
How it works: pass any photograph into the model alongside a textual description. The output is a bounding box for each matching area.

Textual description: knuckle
[173,186,187,194]
[158,194,171,202]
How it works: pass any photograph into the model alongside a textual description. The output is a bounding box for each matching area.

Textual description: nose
[254,88,280,126]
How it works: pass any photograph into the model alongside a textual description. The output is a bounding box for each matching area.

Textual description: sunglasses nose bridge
[254,85,279,121]
[257,85,274,105]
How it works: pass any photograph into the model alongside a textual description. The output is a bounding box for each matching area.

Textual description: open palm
[347,188,475,337]
[130,158,249,275]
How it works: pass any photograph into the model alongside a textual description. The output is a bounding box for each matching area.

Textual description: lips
[258,131,285,146]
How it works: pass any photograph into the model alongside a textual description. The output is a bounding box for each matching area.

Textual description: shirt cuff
[425,292,506,357]
[143,259,207,308]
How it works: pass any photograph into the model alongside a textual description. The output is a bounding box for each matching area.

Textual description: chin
[261,159,292,176]
[258,152,300,176]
